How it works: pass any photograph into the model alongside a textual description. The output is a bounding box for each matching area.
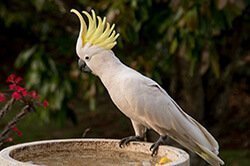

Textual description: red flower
[9,84,27,98]
[0,93,6,102]
[6,74,22,84]
[9,84,17,90]
[6,74,16,83]
[9,84,24,92]
[12,92,22,100]
[43,100,49,108]
[16,86,27,96]
[21,89,28,96]
[11,126,23,137]
[16,85,25,92]
[14,76,22,84]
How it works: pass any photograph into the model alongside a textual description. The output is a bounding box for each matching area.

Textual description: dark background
[0,0,249,165]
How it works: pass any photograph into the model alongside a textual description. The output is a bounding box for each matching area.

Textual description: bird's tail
[196,143,225,166]
[169,97,224,165]
[174,136,224,166]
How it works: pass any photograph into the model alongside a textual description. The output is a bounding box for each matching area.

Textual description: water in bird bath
[12,149,160,166]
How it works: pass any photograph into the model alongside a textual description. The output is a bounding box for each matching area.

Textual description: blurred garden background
[0,0,249,165]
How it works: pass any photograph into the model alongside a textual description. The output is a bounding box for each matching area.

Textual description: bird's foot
[119,136,144,148]
[150,135,168,156]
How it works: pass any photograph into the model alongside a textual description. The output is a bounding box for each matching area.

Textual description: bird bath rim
[0,138,189,165]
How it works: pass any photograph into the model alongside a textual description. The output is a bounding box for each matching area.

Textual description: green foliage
[0,0,248,123]
[221,150,250,166]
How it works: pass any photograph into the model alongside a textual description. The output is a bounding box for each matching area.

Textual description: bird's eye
[85,56,90,60]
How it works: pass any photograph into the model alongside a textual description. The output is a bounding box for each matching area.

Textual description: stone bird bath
[0,139,189,165]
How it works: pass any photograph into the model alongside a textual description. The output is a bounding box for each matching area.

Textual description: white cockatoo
[71,9,224,165]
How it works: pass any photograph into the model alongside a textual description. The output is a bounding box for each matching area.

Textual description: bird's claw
[119,138,130,148]
[119,136,143,148]
[150,143,159,156]
[150,135,168,156]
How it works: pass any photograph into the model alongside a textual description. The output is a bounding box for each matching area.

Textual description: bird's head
[71,9,119,75]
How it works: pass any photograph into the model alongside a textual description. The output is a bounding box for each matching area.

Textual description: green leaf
[31,0,45,12]
[15,46,37,68]
[170,38,178,54]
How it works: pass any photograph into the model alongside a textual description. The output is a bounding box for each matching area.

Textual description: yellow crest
[71,9,119,50]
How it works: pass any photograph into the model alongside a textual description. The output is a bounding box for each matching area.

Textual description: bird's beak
[78,59,92,73]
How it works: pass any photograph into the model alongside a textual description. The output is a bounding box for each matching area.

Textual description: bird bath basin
[0,139,189,165]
